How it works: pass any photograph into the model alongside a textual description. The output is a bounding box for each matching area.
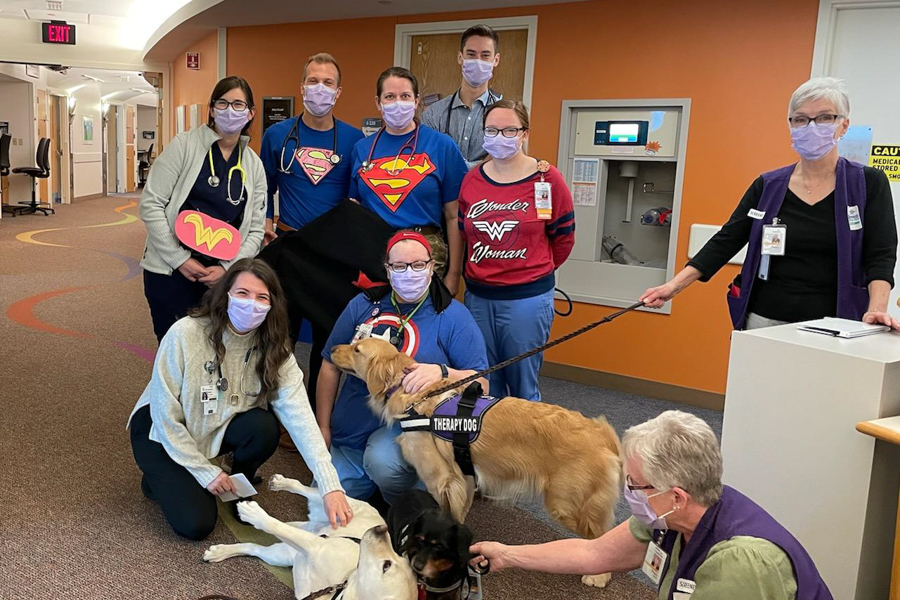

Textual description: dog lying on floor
[331,338,623,588]
[203,475,417,600]
[388,489,474,600]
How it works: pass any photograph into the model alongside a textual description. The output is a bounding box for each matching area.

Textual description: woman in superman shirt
[349,67,468,295]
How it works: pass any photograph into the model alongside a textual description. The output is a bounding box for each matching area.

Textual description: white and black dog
[204,475,417,600]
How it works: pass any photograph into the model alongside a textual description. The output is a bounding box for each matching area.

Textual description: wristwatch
[439,364,449,379]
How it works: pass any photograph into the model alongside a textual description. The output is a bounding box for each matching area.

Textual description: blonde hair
[483,98,529,130]
[303,52,342,87]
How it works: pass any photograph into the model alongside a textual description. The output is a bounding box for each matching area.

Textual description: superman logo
[360,153,435,212]
[295,147,337,185]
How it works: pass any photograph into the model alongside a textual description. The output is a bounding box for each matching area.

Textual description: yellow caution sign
[869,145,900,182]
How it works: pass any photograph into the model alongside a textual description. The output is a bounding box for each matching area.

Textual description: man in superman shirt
[261,53,364,240]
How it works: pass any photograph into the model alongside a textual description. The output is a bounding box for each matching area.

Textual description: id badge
[467,572,483,600]
[203,399,218,416]
[848,205,862,231]
[200,385,216,403]
[761,224,786,256]
[642,541,668,586]
[353,323,373,342]
[534,181,552,220]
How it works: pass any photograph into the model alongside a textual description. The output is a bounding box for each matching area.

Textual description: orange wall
[222,0,820,395]
[171,30,219,139]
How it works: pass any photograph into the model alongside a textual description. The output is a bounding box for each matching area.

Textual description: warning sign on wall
[869,145,900,182]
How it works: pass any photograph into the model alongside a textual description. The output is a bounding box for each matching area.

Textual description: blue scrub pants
[464,288,554,401]
[329,423,424,504]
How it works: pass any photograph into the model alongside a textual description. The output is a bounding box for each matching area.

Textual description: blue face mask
[790,120,839,161]
[624,484,675,530]
[228,294,270,333]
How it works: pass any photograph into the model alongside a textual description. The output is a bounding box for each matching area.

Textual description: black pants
[143,269,209,343]
[130,405,280,540]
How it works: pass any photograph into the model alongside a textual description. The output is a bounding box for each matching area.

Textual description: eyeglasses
[484,126,527,138]
[385,259,432,273]
[788,114,843,128]
[214,99,250,112]
[626,474,655,492]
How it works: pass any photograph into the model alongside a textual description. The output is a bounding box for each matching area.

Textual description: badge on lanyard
[642,540,669,586]
[200,385,216,403]
[848,205,862,231]
[534,181,552,220]
[758,218,786,281]
[353,322,374,342]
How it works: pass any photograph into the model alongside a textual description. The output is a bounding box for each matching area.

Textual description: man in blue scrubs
[259,52,364,417]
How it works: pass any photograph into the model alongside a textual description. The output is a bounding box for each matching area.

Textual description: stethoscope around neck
[204,347,261,402]
[207,143,246,206]
[444,88,500,133]
[359,124,421,177]
[278,114,341,174]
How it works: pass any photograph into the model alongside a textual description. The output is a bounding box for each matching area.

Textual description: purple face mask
[624,484,674,531]
[214,107,250,135]
[380,100,416,130]
[482,133,521,161]
[791,121,839,161]
[303,83,337,117]
[462,59,494,87]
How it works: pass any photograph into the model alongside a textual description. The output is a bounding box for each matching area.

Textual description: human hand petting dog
[402,363,443,394]
[470,541,509,572]
[323,490,353,529]
[206,472,237,496]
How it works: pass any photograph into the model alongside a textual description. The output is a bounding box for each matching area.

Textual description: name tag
[642,541,668,586]
[761,224,786,256]
[431,416,481,433]
[534,181,552,220]
[200,385,216,403]
[748,208,766,220]
[848,205,862,231]
[677,578,696,593]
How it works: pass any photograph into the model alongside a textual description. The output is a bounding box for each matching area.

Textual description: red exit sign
[42,21,76,45]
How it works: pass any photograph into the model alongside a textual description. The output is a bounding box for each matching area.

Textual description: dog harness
[400,382,500,477]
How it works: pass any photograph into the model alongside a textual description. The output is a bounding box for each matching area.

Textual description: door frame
[811,0,900,75]
[393,16,538,110]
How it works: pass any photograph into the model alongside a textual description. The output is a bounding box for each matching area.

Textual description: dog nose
[374,525,387,536]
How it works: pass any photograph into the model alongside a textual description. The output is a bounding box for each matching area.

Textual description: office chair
[0,133,15,217]
[138,142,154,187]
[12,137,54,216]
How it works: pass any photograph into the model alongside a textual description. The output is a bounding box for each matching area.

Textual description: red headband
[386,231,432,256]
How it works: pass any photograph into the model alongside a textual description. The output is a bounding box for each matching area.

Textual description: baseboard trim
[541,362,725,411]
[73,193,105,202]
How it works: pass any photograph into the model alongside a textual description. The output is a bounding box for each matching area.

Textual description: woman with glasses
[457,99,575,401]
[641,77,898,330]
[128,259,351,540]
[471,411,833,599]
[316,231,488,505]
[140,76,268,343]
[348,67,469,294]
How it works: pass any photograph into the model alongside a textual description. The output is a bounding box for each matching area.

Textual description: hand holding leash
[470,541,510,573]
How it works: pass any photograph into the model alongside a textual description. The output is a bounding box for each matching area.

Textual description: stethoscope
[207,143,246,205]
[278,114,341,174]
[360,124,421,177]
[204,347,260,405]
[444,88,500,133]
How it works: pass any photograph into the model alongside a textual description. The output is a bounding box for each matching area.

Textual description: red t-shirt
[457,163,575,299]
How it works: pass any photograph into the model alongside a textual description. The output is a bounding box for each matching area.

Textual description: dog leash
[420,301,644,401]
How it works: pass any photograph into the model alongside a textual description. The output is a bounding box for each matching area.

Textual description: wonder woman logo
[174,210,241,261]
[296,147,337,185]
[360,153,435,212]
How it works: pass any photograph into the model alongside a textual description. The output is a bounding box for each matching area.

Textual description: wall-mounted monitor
[594,120,649,146]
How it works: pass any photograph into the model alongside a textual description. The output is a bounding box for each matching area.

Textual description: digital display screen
[42,22,76,45]
[608,123,639,143]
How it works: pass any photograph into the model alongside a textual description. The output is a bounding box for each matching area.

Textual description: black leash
[422,301,644,400]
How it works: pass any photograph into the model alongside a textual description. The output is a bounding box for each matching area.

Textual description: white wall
[136,105,157,152]
[0,82,36,204]
[69,85,103,198]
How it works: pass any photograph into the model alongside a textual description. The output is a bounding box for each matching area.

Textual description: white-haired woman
[470,411,833,599]
[641,77,897,330]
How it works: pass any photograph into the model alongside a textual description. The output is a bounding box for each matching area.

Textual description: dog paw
[203,545,233,563]
[269,473,288,492]
[582,573,612,588]
[237,500,269,530]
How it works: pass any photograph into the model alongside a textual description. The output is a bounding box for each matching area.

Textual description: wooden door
[409,29,528,106]
[36,89,49,203]
[126,105,135,192]
[107,107,118,195]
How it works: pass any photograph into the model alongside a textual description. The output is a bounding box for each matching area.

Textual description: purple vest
[429,394,501,443]
[658,486,832,600]
[727,158,869,329]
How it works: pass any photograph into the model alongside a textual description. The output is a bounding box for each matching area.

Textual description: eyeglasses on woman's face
[788,114,843,128]
[385,259,433,273]
[214,99,249,112]
[484,126,527,138]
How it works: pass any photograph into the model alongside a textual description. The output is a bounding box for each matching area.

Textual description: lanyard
[388,291,428,347]
[279,114,340,173]
[360,125,420,177]
[208,143,246,205]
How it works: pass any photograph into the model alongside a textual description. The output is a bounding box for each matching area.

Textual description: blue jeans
[330,423,424,503]
[465,288,554,401]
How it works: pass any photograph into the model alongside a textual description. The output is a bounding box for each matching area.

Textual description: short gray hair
[788,77,850,118]
[622,411,723,507]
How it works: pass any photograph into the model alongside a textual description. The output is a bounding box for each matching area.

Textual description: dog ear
[365,353,398,398]
[454,524,474,563]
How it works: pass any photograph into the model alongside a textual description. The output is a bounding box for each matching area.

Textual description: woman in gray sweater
[128,258,350,540]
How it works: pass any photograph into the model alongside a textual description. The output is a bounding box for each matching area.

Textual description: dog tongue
[418,584,427,600]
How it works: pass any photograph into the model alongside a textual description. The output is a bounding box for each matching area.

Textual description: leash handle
[423,301,644,399]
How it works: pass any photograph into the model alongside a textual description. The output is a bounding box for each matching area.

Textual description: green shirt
[629,517,798,600]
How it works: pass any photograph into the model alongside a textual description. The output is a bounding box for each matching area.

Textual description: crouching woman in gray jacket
[128,258,351,540]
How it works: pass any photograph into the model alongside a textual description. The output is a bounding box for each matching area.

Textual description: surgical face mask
[303,83,337,117]
[624,484,675,530]
[462,59,494,87]
[227,294,271,333]
[790,121,839,161]
[214,107,250,135]
[389,267,431,302]
[380,100,416,130]
[482,133,521,161]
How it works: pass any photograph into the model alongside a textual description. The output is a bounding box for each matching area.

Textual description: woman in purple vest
[470,411,832,599]
[640,77,897,330]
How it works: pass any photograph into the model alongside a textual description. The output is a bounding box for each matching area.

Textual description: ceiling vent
[46,1,63,11]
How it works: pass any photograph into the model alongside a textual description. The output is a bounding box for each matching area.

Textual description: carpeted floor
[0,196,719,600]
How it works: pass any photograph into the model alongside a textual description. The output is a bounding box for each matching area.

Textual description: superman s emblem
[295,147,338,185]
[360,153,435,212]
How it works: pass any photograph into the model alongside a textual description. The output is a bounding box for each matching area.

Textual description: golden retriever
[331,338,623,588]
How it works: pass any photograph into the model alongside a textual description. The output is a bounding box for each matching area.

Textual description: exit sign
[42,21,76,45]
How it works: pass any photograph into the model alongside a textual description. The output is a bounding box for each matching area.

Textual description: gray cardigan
[139,125,267,275]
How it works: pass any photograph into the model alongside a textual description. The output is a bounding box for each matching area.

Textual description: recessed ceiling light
[378,1,391,4]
